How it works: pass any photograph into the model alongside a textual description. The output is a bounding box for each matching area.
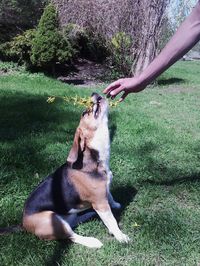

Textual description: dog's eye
[97,96,102,103]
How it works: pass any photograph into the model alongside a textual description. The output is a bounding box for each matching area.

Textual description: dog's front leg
[93,202,129,243]
[107,170,121,209]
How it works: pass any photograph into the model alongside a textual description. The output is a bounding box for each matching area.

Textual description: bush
[0,29,36,65]
[83,33,109,62]
[63,24,109,62]
[62,23,86,50]
[0,42,13,61]
[31,4,76,70]
[110,32,132,75]
[0,61,25,74]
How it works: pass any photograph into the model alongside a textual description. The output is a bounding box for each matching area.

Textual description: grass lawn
[1,60,200,265]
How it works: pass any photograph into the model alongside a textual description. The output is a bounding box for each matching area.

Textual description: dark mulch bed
[57,58,110,87]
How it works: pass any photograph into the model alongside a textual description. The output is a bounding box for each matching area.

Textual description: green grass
[1,60,200,265]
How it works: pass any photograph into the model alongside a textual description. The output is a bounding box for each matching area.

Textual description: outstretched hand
[103,77,146,102]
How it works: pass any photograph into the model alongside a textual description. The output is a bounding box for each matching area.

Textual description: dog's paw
[83,237,103,249]
[111,201,121,209]
[116,233,130,243]
[71,234,103,248]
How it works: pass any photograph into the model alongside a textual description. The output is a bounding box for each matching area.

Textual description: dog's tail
[0,225,23,235]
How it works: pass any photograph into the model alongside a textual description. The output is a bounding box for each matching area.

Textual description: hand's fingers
[103,80,121,94]
[119,92,128,102]
[110,85,125,98]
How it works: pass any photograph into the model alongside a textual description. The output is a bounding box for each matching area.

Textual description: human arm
[103,1,200,101]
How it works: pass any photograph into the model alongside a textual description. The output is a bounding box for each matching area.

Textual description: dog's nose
[91,93,102,102]
[91,92,99,98]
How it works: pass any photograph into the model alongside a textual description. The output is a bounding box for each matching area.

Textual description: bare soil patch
[57,58,109,87]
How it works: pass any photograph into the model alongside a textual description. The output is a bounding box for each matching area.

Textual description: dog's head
[67,93,109,168]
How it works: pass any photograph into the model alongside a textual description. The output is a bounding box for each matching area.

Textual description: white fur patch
[95,210,130,243]
[57,215,103,248]
[68,207,89,214]
[90,117,110,172]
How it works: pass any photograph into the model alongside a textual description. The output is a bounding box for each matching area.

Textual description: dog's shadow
[45,241,69,266]
[111,185,138,221]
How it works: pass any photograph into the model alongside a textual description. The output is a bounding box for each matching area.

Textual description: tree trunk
[132,0,169,76]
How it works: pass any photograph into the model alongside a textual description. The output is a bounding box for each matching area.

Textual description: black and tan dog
[3,93,130,248]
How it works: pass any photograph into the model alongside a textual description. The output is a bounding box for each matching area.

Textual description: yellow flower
[72,95,78,105]
[132,222,141,227]
[47,95,119,109]
[109,100,119,108]
[47,96,56,103]
[63,96,70,102]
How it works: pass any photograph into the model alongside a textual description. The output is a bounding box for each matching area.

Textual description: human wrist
[136,73,152,88]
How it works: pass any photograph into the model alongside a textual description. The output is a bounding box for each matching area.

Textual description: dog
[4,93,130,248]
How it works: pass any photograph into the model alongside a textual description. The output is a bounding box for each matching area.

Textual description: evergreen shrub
[31,4,76,70]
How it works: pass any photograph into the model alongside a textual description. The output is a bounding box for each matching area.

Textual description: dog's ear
[67,128,85,166]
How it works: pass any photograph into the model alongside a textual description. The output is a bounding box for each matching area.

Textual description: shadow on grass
[110,185,138,222]
[143,172,200,186]
[109,112,117,143]
[0,91,82,264]
[0,92,118,178]
[121,138,200,186]
[113,185,138,208]
[0,91,82,177]
[0,92,80,141]
[157,77,186,86]
[45,241,70,266]
[59,79,85,85]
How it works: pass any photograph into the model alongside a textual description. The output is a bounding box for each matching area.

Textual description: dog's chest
[90,123,110,169]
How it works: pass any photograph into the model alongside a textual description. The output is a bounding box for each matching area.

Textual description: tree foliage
[0,0,48,43]
[31,4,76,69]
[0,29,36,64]
[0,0,48,26]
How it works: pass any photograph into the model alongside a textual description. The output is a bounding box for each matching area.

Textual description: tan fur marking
[68,169,107,205]
[23,211,71,240]
[92,201,110,212]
